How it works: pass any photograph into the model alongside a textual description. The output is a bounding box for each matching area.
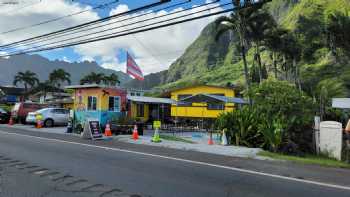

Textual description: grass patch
[258,151,350,169]
[159,134,195,144]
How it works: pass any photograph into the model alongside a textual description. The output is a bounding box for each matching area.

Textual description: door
[52,109,69,125]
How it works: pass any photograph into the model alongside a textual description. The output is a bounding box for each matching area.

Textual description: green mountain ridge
[126,0,350,94]
[0,54,131,86]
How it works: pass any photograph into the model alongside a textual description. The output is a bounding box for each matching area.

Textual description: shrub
[216,106,262,147]
[247,79,316,152]
[216,79,316,153]
[258,115,285,152]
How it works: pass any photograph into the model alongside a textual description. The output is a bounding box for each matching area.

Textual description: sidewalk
[3,124,69,135]
[0,124,262,159]
[114,133,262,159]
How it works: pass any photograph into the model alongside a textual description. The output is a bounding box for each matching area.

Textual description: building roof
[65,84,120,89]
[173,84,235,92]
[127,96,176,104]
[0,86,25,96]
[180,94,248,104]
[46,97,74,104]
[161,84,236,97]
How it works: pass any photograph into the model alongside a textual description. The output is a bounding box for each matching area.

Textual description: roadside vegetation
[213,0,350,164]
[258,151,350,169]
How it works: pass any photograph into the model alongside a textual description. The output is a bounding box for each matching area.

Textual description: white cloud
[80,55,94,62]
[0,0,224,75]
[61,56,71,63]
[73,2,224,74]
[0,0,99,44]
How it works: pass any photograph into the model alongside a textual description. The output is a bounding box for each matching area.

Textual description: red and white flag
[126,52,144,81]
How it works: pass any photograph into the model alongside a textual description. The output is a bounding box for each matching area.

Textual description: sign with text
[81,120,103,140]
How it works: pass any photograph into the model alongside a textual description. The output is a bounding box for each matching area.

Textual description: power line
[0,0,41,14]
[0,0,119,35]
[0,0,171,49]
[2,0,192,51]
[1,4,235,56]
[6,0,220,54]
[1,0,271,57]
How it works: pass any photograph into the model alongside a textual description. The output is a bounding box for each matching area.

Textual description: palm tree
[80,72,105,85]
[215,1,265,91]
[13,70,39,93]
[265,27,288,78]
[49,69,71,90]
[280,32,302,89]
[103,73,120,86]
[245,10,277,82]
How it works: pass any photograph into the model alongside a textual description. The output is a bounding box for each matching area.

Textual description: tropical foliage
[216,106,261,147]
[216,79,315,152]
[13,70,39,93]
[80,72,120,86]
[49,69,71,89]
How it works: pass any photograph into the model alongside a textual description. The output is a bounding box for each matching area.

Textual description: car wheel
[44,119,54,127]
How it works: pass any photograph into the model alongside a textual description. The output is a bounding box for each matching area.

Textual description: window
[136,103,144,117]
[131,92,135,96]
[136,93,141,96]
[87,96,97,111]
[207,103,225,110]
[177,94,192,106]
[52,109,69,114]
[109,96,121,112]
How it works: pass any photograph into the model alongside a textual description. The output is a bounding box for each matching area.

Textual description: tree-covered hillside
[126,0,350,97]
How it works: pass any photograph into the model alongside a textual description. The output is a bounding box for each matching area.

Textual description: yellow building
[127,96,174,123]
[169,85,245,119]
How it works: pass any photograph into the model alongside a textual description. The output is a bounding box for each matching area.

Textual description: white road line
[1,130,350,191]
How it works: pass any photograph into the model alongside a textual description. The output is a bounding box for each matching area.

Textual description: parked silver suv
[26,108,70,127]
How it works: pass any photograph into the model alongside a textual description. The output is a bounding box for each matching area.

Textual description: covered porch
[127,96,176,124]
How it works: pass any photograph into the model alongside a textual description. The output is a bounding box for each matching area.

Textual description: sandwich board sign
[81,119,103,140]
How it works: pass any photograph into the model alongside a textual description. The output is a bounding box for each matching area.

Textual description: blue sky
[0,0,230,74]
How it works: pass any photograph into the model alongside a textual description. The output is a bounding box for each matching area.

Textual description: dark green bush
[216,79,316,152]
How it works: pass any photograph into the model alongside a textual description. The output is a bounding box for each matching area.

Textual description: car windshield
[36,108,49,113]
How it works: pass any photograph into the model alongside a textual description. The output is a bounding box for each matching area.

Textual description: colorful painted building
[168,85,245,119]
[65,84,127,129]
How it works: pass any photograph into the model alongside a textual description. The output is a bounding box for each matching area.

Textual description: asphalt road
[0,127,349,197]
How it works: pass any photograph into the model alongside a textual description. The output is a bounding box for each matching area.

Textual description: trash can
[66,118,73,133]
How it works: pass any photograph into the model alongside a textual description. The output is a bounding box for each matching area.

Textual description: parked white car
[26,108,70,127]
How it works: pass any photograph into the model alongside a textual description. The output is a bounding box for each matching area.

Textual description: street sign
[153,121,161,129]
[332,98,350,109]
[81,120,103,140]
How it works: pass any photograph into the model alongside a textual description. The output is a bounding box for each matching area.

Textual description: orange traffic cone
[8,116,14,125]
[104,123,112,137]
[132,125,139,140]
[208,132,214,145]
[36,120,43,129]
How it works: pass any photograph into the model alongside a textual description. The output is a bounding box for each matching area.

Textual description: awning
[127,96,176,104]
[180,94,248,104]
